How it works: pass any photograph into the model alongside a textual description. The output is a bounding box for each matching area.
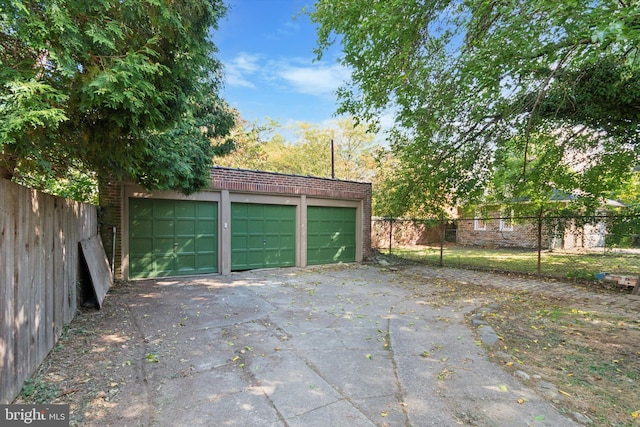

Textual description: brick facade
[456,216,544,248]
[456,210,607,250]
[210,168,371,200]
[455,207,549,249]
[100,167,372,279]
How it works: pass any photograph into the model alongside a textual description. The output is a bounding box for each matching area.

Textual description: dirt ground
[419,273,640,426]
[14,258,640,426]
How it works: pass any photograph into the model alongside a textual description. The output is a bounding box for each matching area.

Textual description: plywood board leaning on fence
[80,234,113,309]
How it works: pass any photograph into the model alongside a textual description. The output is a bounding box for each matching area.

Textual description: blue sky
[215,0,348,128]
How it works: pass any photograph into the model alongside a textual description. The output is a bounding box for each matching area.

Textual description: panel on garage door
[307,206,356,265]
[231,203,296,270]
[129,199,217,278]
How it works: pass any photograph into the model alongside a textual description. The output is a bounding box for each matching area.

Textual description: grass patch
[487,299,640,426]
[383,245,640,280]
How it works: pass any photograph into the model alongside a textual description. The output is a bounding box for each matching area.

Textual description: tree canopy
[215,117,376,182]
[0,0,234,195]
[310,0,640,216]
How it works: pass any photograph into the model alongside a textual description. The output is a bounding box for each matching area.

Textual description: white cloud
[224,52,261,88]
[224,52,352,100]
[278,63,350,97]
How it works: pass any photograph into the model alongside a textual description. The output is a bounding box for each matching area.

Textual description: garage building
[100,167,372,280]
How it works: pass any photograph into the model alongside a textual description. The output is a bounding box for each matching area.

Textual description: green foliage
[310,0,640,216]
[215,118,286,171]
[213,115,274,170]
[269,122,334,177]
[612,170,640,205]
[537,59,640,143]
[15,166,98,204]
[216,117,377,183]
[1,0,234,195]
[332,117,376,181]
[487,132,619,217]
[371,149,422,218]
[19,378,60,404]
[606,209,640,248]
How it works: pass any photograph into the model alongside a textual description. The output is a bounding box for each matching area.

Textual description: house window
[474,214,486,231]
[500,209,514,231]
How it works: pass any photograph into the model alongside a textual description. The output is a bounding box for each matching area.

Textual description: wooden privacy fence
[0,179,97,404]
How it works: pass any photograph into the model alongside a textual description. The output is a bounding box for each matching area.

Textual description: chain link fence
[372,214,640,290]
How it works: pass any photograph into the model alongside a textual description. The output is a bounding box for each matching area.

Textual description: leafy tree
[611,167,640,206]
[1,0,234,195]
[284,122,334,177]
[606,168,640,247]
[310,0,640,216]
[17,165,99,204]
[488,133,622,214]
[214,115,279,171]
[216,118,377,182]
[370,148,406,217]
[333,117,375,181]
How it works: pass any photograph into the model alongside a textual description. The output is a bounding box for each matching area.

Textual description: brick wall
[209,167,371,200]
[371,219,443,248]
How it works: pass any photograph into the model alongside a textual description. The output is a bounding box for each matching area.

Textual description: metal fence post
[439,217,445,267]
[536,211,543,278]
[388,217,393,254]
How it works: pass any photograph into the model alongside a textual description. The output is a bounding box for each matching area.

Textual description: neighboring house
[456,196,625,250]
[457,208,541,249]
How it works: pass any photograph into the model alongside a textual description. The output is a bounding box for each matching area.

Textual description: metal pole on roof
[331,139,335,179]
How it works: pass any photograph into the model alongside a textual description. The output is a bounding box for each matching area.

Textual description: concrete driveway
[80,263,578,426]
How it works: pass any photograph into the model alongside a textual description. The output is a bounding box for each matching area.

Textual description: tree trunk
[0,152,17,180]
[0,167,13,180]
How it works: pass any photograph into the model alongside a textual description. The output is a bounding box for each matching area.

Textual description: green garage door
[231,203,296,270]
[129,199,218,278]
[307,206,356,265]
